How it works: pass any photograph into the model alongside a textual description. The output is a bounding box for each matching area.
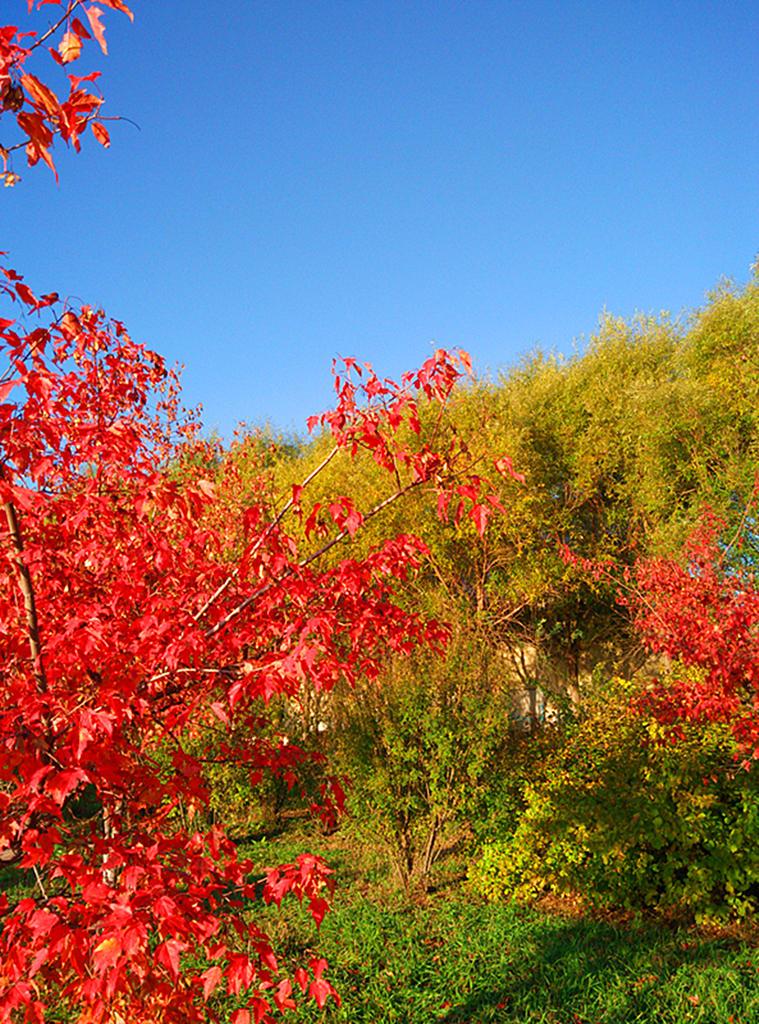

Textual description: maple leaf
[98,0,134,21]
[92,935,122,971]
[469,502,490,538]
[71,17,91,42]
[91,121,110,147]
[494,455,527,485]
[14,281,37,306]
[46,768,87,803]
[0,216,514,1022]
[20,74,59,117]
[155,938,185,978]
[201,965,223,1001]
[58,32,82,63]
[85,6,108,54]
[309,978,332,1008]
[309,895,329,929]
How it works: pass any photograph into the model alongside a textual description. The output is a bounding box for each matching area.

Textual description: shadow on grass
[223,833,759,1024]
[433,912,758,1024]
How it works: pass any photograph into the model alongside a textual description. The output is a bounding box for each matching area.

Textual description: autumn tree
[0,5,520,1022]
[626,509,759,758]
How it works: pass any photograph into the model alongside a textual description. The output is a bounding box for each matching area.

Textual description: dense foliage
[471,676,759,921]
[235,269,759,919]
[5,6,759,1021]
[1,7,526,1021]
[331,629,511,889]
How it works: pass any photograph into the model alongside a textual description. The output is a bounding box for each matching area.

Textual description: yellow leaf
[59,32,82,64]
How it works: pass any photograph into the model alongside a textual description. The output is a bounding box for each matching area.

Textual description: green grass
[4,824,759,1022]
[241,830,759,1024]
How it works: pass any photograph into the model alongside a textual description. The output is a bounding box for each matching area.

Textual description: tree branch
[193,444,340,624]
[203,476,423,641]
[27,1,86,53]
[3,500,47,693]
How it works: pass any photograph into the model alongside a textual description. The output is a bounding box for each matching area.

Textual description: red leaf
[469,503,489,538]
[47,769,87,803]
[97,0,134,21]
[20,74,60,117]
[310,957,327,980]
[344,506,362,537]
[494,455,527,485]
[210,700,229,725]
[273,979,296,1011]
[60,311,82,338]
[27,948,48,979]
[227,954,255,994]
[28,908,58,937]
[155,938,184,978]
[309,977,332,1008]
[201,965,223,1001]
[71,17,91,41]
[18,111,57,179]
[309,896,329,929]
[15,282,37,307]
[69,71,102,89]
[90,120,109,147]
[85,7,108,54]
[92,935,122,971]
[437,490,450,522]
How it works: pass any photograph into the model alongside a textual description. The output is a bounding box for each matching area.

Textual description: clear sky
[3,0,759,439]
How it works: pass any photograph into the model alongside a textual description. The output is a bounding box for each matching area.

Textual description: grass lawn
[242,828,759,1024]
[4,822,759,1023]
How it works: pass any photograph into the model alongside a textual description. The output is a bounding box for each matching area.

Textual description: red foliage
[625,511,759,758]
[0,261,518,1021]
[1,2,130,184]
[0,7,524,1019]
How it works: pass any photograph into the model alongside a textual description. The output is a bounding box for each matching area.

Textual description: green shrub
[331,629,516,890]
[470,674,759,921]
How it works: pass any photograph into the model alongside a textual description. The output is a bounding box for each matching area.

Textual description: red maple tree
[0,6,523,1020]
[626,510,759,761]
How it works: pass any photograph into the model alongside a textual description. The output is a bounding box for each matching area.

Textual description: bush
[330,630,516,890]
[470,674,759,921]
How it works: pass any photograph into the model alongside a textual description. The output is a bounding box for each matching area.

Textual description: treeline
[200,267,759,920]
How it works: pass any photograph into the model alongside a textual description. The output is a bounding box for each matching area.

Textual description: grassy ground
[5,821,759,1022]
[242,827,759,1024]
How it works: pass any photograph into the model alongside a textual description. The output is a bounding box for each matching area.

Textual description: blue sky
[3,0,759,438]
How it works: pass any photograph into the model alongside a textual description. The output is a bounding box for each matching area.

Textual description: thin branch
[1,113,135,160]
[32,864,48,901]
[720,480,759,563]
[192,444,340,624]
[27,1,85,53]
[203,476,422,641]
[147,666,233,684]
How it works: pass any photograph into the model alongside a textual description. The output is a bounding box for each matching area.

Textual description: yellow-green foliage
[470,674,759,921]
[223,268,759,687]
[217,267,759,912]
